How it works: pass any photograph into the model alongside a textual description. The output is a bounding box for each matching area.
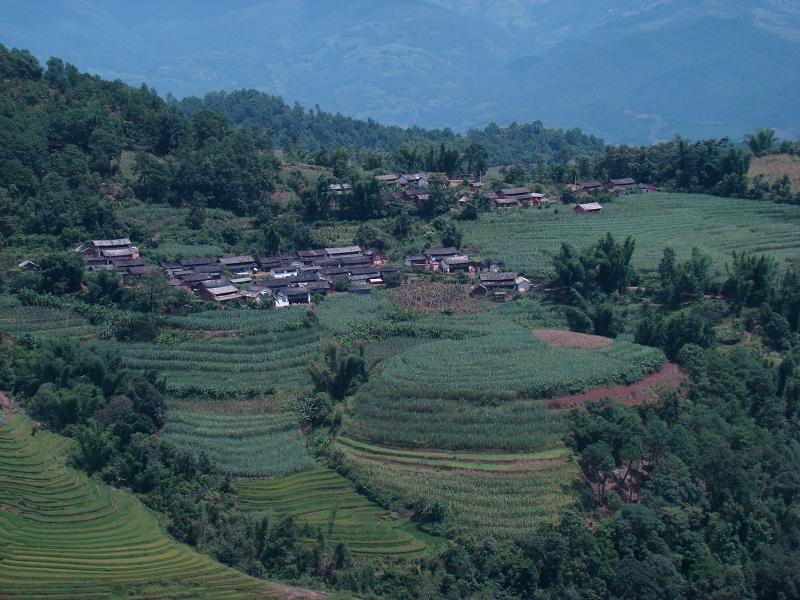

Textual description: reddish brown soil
[0,391,14,412]
[545,363,686,411]
[533,329,613,350]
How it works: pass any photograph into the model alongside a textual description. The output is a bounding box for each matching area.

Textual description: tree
[464,143,488,179]
[309,342,366,401]
[746,129,776,157]
[594,233,636,294]
[580,441,616,505]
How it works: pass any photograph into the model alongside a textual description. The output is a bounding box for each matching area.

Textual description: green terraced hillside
[0,413,297,599]
[462,193,800,277]
[119,327,320,395]
[237,467,430,558]
[336,437,578,539]
[164,410,315,477]
[0,298,95,340]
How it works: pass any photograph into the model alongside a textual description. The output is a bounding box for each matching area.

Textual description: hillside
[0,411,317,599]
[461,193,800,278]
[1,0,799,142]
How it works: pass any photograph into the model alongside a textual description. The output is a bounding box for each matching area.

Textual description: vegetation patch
[749,153,800,190]
[163,410,315,477]
[386,283,482,314]
[0,414,272,599]
[237,467,429,558]
[118,326,320,395]
[461,193,800,277]
[335,438,577,539]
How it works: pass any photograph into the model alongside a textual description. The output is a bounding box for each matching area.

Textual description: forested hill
[175,89,605,166]
[0,43,282,243]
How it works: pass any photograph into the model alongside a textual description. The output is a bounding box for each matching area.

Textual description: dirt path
[545,363,686,411]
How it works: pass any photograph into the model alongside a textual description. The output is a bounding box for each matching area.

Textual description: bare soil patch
[0,391,15,413]
[388,282,481,313]
[533,329,613,350]
[749,154,800,190]
[545,363,686,410]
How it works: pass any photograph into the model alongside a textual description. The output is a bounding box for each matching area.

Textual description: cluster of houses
[404,246,531,299]
[160,245,400,307]
[569,177,658,195]
[485,187,554,209]
[68,237,533,307]
[75,238,153,279]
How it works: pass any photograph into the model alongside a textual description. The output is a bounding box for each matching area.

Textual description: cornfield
[461,192,800,277]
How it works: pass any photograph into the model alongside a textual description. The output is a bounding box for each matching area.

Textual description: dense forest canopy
[175,89,606,166]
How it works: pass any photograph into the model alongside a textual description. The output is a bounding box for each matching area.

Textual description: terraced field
[165,306,309,334]
[378,332,664,402]
[120,327,320,394]
[164,410,315,477]
[315,294,395,336]
[346,384,564,451]
[237,467,429,558]
[335,437,577,539]
[0,413,284,599]
[0,300,95,339]
[462,193,800,277]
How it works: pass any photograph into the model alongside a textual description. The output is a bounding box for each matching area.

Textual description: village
[65,173,648,309]
[73,237,533,308]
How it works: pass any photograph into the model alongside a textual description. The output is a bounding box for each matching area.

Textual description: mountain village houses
[67,171,642,309]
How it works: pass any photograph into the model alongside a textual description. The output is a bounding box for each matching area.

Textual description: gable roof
[92,238,132,248]
[580,180,603,189]
[325,245,362,256]
[577,202,603,211]
[480,271,518,282]
[500,187,531,196]
[610,177,636,186]
[218,255,256,266]
[206,285,240,296]
[424,247,459,258]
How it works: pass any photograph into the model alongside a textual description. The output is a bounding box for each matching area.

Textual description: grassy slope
[0,412,296,599]
[461,192,800,278]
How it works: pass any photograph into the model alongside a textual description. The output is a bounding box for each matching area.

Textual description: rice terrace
[1,29,800,600]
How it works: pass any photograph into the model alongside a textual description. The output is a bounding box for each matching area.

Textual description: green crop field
[0,413,281,599]
[165,306,310,333]
[461,193,800,277]
[315,293,396,336]
[335,437,578,539]
[119,327,320,394]
[164,410,315,477]
[237,467,430,558]
[0,298,95,339]
[346,383,564,451]
[378,332,664,401]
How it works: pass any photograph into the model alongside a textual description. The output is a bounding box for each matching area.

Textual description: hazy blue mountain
[1,0,798,143]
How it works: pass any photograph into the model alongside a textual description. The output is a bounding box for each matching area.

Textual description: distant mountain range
[1,0,799,144]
